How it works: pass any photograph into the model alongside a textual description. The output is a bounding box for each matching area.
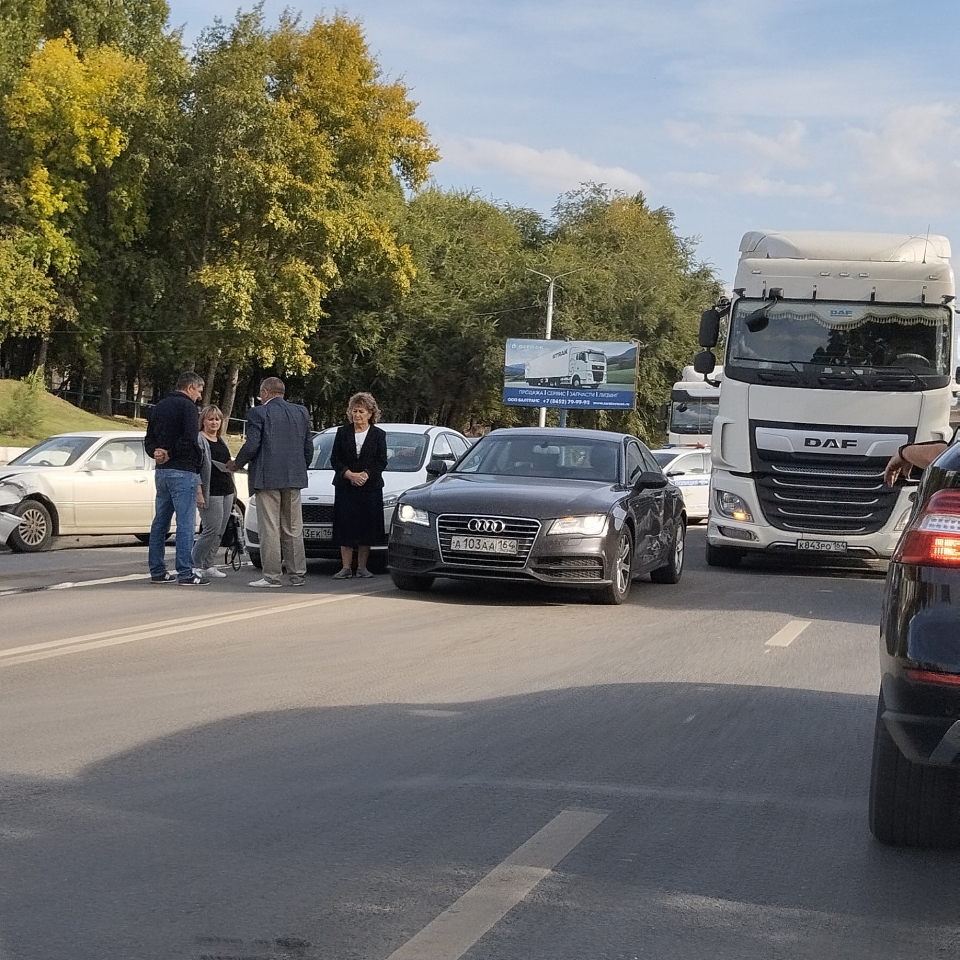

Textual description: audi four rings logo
[468,518,505,533]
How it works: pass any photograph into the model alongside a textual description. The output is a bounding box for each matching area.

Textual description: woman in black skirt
[330,392,388,578]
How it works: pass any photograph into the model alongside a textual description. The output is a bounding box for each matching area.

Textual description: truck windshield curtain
[726,299,951,390]
[670,397,719,434]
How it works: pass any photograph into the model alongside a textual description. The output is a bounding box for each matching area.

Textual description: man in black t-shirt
[144,371,206,584]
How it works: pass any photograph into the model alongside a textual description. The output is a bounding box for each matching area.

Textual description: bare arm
[884,441,949,487]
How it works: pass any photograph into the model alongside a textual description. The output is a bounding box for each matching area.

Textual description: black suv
[870,442,960,846]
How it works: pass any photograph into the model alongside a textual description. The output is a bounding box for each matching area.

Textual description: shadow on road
[1,682,958,959]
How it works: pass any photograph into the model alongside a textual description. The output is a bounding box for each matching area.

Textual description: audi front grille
[436,514,540,568]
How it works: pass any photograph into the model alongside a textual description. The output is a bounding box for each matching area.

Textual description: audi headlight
[397,503,430,526]
[548,514,608,536]
[715,490,754,523]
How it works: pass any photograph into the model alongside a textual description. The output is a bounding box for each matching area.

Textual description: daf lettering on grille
[468,518,506,533]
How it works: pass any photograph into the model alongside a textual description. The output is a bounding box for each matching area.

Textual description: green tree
[168,10,438,425]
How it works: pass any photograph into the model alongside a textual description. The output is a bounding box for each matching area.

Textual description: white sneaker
[249,578,281,588]
[204,566,227,578]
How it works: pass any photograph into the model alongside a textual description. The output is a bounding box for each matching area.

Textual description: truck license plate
[797,539,847,553]
[303,525,333,540]
[450,535,518,555]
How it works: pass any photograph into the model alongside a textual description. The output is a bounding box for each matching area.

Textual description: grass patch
[0,379,249,452]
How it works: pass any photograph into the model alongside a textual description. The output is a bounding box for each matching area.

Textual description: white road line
[386,809,608,960]
[48,573,147,589]
[0,588,392,669]
[765,620,811,648]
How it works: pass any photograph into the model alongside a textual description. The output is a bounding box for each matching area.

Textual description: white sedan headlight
[397,503,430,526]
[548,514,608,536]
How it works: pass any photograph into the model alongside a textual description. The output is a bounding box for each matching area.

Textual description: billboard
[503,338,638,410]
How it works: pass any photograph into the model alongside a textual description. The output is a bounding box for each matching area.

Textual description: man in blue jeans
[145,372,207,584]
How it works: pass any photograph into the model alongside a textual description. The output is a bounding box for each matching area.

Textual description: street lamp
[527,268,584,428]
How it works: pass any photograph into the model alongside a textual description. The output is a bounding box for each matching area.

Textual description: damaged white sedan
[0,431,158,552]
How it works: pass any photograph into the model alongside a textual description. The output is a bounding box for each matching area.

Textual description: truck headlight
[547,515,608,536]
[397,503,430,526]
[715,490,754,523]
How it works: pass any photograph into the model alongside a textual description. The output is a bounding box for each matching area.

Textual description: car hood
[402,473,623,518]
[300,468,422,502]
[0,465,58,481]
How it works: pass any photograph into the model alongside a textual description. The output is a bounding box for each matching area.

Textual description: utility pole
[527,268,583,428]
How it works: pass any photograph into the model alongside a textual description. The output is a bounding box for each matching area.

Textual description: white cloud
[848,103,960,215]
[441,138,650,194]
[665,169,838,200]
[666,119,811,167]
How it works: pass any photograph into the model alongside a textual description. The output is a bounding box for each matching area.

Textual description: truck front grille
[754,460,900,535]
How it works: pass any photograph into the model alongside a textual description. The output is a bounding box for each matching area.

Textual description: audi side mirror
[635,470,668,490]
[425,458,448,479]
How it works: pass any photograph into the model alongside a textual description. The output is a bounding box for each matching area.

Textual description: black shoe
[150,572,177,583]
[178,574,210,585]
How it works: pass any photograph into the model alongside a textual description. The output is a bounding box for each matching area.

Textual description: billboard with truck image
[503,338,638,409]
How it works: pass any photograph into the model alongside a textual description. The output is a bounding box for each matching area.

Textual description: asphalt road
[2,529,957,960]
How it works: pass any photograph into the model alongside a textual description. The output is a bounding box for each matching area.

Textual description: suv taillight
[894,489,960,566]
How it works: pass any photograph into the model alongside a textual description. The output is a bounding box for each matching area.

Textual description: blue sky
[166,0,960,287]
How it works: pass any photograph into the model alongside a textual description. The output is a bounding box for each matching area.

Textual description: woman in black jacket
[330,392,389,578]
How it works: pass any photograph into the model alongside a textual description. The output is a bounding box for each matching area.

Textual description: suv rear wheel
[868,690,960,847]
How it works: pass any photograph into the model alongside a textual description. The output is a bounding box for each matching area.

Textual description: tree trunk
[34,337,49,375]
[99,338,113,416]
[202,350,220,406]
[219,360,241,435]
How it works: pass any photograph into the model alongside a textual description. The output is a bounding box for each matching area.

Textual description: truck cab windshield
[727,298,951,390]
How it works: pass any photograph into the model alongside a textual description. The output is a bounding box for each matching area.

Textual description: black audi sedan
[870,441,960,846]
[387,428,686,604]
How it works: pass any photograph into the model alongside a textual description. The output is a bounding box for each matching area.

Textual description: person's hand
[153,447,169,465]
[884,452,911,487]
[355,470,369,486]
[197,490,205,508]
[225,459,237,472]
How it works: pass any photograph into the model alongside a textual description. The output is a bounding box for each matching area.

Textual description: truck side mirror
[699,308,721,347]
[693,350,716,375]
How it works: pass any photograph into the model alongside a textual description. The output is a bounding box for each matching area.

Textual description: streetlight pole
[527,268,583,428]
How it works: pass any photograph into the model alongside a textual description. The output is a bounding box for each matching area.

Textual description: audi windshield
[454,436,620,482]
[726,299,952,390]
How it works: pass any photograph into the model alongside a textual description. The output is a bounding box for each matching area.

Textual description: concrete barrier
[0,447,27,465]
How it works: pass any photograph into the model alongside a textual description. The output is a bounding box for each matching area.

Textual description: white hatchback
[651,447,712,522]
[244,422,471,568]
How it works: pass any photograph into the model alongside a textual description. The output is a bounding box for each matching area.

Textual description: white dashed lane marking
[765,620,812,648]
[387,809,608,960]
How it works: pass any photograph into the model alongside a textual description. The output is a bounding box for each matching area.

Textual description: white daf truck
[664,364,723,446]
[695,230,957,566]
[524,343,607,389]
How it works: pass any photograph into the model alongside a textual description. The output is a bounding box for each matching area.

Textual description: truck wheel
[868,690,960,847]
[7,500,54,552]
[651,520,685,584]
[391,572,434,592]
[593,528,633,604]
[572,375,582,388]
[705,542,742,568]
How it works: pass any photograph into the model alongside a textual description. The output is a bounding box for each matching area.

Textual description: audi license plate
[450,535,518,555]
[303,525,333,541]
[796,539,847,553]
